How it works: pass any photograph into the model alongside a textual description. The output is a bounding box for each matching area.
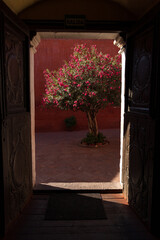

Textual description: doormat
[45,193,106,220]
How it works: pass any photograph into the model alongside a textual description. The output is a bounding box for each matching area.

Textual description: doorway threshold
[33,182,122,193]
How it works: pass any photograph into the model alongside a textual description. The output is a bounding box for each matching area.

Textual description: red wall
[35,39,120,132]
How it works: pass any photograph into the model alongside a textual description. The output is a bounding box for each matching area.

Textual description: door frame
[27,15,132,191]
[31,31,126,189]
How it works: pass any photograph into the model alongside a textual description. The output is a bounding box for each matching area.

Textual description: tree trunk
[86,111,98,136]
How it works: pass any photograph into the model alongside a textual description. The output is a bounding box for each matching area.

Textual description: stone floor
[35,129,120,190]
[4,193,158,240]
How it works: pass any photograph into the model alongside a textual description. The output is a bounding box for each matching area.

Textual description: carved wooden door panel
[0,3,32,234]
[122,24,155,228]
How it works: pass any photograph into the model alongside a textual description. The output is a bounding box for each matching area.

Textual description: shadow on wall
[35,106,120,132]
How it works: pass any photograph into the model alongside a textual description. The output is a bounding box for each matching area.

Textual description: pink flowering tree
[43,44,121,141]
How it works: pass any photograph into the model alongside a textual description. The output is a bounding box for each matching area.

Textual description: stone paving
[35,129,120,190]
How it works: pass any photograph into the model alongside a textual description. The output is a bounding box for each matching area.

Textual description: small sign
[65,15,86,28]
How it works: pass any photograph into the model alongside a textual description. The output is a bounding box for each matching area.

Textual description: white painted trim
[120,50,126,184]
[30,33,41,187]
[38,32,118,40]
[30,33,41,53]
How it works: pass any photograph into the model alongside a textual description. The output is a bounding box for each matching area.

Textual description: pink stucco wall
[34,39,120,132]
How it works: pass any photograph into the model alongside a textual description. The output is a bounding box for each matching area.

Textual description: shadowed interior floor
[45,193,106,220]
[5,193,158,240]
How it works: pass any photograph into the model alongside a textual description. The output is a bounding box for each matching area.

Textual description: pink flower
[59,82,64,87]
[74,75,79,79]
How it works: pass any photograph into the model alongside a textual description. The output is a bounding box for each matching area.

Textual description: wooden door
[0,3,32,235]
[122,5,160,232]
[122,15,158,230]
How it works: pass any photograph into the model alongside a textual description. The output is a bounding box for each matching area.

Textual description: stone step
[33,182,122,193]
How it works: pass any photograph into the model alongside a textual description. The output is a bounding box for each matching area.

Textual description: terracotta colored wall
[35,39,120,132]
[36,107,120,132]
